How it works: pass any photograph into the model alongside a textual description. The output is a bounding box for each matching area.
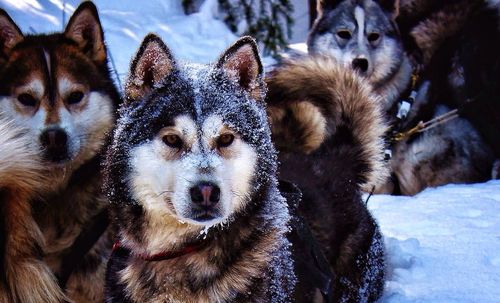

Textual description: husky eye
[368,33,381,43]
[17,93,38,107]
[162,134,182,149]
[217,134,234,148]
[67,91,84,105]
[337,30,352,40]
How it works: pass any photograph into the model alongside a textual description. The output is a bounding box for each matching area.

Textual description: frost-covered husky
[104,34,336,302]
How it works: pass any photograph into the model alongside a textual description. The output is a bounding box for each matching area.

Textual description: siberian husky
[0,2,120,301]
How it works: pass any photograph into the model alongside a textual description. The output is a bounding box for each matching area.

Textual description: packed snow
[1,1,499,302]
[369,181,500,303]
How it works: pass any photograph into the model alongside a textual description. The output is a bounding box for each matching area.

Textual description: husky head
[308,0,404,88]
[0,2,119,177]
[105,34,276,251]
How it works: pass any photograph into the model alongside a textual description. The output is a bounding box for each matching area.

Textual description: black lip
[43,152,71,164]
[190,210,221,222]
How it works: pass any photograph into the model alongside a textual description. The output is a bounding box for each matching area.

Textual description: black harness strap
[57,208,109,289]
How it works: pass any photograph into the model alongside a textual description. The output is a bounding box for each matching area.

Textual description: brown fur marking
[410,0,481,65]
[266,55,389,190]
[0,119,66,303]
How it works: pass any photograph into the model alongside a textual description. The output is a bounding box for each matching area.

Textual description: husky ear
[0,9,23,60]
[317,0,343,14]
[64,1,106,64]
[125,34,175,101]
[216,36,264,101]
[377,0,400,19]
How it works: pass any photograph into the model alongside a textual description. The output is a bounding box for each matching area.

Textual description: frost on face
[104,54,296,299]
[181,61,277,190]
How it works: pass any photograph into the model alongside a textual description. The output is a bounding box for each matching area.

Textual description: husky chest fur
[104,35,296,303]
[0,118,53,303]
[0,2,120,302]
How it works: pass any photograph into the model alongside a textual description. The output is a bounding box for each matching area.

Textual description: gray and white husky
[308,0,409,108]
[308,0,495,195]
[104,34,341,302]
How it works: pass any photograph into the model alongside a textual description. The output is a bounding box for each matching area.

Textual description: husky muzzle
[40,126,70,163]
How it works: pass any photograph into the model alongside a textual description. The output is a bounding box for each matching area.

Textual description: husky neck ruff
[111,240,207,262]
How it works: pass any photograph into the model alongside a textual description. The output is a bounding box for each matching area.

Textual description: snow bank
[369,181,500,302]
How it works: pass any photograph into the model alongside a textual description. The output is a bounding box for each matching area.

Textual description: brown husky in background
[0,118,61,303]
[0,1,120,301]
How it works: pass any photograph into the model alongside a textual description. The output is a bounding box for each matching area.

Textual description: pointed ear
[0,9,23,60]
[64,1,106,63]
[377,0,400,19]
[216,36,264,100]
[125,34,176,101]
[317,0,343,14]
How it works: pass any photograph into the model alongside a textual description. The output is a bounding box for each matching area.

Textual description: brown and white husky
[0,1,120,301]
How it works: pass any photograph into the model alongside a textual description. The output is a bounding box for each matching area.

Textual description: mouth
[189,209,222,223]
[42,150,72,167]
[44,153,70,163]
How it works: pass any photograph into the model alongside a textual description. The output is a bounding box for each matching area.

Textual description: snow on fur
[3,1,499,302]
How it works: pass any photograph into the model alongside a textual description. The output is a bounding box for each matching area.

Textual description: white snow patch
[288,42,308,53]
[368,181,500,302]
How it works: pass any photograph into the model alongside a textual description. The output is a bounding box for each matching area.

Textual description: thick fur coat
[0,2,120,301]
[405,0,500,164]
[308,0,497,194]
[0,118,64,303]
[104,35,299,303]
[266,55,387,302]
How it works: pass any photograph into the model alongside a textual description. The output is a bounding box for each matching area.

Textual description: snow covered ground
[1,1,499,302]
[369,181,500,302]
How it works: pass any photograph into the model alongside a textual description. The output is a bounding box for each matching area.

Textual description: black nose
[190,182,220,208]
[40,127,69,162]
[352,58,369,72]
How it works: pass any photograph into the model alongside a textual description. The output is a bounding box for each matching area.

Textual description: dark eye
[368,33,380,43]
[162,134,182,149]
[17,93,37,107]
[217,134,234,148]
[337,30,352,40]
[67,91,84,105]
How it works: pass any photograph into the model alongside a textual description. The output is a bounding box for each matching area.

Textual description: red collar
[112,241,206,262]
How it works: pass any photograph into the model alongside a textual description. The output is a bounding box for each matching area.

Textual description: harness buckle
[397,100,411,120]
[384,149,392,161]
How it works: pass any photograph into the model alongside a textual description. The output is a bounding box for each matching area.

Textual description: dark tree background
[183,0,294,57]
